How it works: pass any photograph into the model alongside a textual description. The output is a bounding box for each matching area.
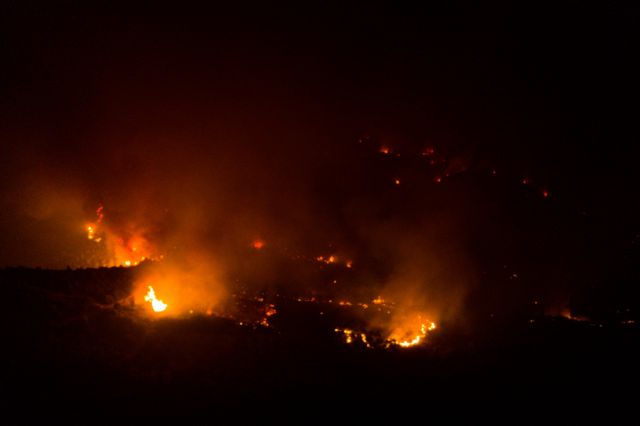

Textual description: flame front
[144,286,168,313]
[334,318,437,349]
[393,322,436,348]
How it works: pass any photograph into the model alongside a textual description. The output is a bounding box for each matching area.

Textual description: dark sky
[1,3,636,194]
[0,2,638,314]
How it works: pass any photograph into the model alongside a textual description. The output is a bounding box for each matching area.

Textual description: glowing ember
[379,146,391,155]
[260,303,277,326]
[316,254,354,269]
[265,304,277,317]
[144,286,168,313]
[334,328,372,348]
[316,255,336,264]
[372,296,385,305]
[86,225,97,241]
[252,239,265,249]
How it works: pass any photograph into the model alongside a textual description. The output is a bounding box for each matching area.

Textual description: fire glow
[84,204,158,267]
[72,137,504,346]
[144,286,168,313]
[315,255,353,268]
[393,321,436,348]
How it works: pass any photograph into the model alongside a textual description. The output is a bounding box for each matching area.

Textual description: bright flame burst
[144,286,168,313]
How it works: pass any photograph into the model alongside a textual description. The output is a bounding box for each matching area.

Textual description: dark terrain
[1,266,637,421]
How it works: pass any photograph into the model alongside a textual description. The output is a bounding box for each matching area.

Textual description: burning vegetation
[335,317,437,349]
[83,204,159,268]
[3,68,609,351]
[45,134,604,350]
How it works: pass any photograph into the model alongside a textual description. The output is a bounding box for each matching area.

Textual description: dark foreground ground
[1,267,638,422]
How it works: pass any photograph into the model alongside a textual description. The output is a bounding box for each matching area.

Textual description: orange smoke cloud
[133,252,227,318]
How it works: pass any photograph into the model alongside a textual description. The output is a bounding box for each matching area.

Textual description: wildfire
[334,320,437,349]
[391,322,436,348]
[83,204,158,267]
[144,286,168,313]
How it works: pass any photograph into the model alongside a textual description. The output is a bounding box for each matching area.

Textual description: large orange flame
[144,286,168,313]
